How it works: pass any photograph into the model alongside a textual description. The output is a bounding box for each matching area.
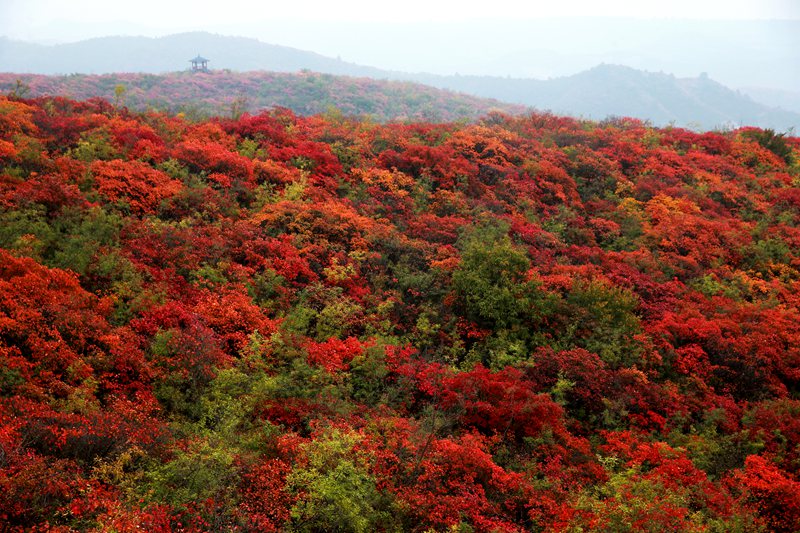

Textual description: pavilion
[190,55,210,72]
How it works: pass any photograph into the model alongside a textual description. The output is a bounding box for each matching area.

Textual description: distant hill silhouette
[1,32,797,130]
[0,32,384,77]
[740,86,800,117]
[414,65,800,131]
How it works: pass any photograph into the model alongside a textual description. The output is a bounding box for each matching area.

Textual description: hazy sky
[2,0,799,42]
[2,0,798,90]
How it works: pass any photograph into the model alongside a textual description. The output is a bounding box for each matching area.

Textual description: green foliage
[0,205,121,277]
[557,279,643,368]
[567,451,765,532]
[157,158,191,181]
[140,438,237,509]
[453,226,555,367]
[228,95,249,120]
[93,249,146,323]
[291,156,316,172]
[550,372,577,407]
[190,262,230,288]
[315,296,363,340]
[330,140,361,172]
[194,368,250,438]
[283,173,309,201]
[248,268,286,308]
[411,310,442,353]
[741,128,794,164]
[743,236,791,275]
[287,430,398,533]
[150,328,220,422]
[0,205,56,260]
[593,197,645,253]
[244,331,353,420]
[283,304,319,336]
[453,228,550,331]
[462,328,530,370]
[349,353,389,405]
[0,366,25,395]
[49,206,122,275]
[113,84,127,108]
[7,78,31,98]
[543,206,595,246]
[69,129,117,162]
[238,137,267,160]
[690,274,728,298]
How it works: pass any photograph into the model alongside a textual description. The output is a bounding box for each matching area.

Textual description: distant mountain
[0,32,385,78]
[741,86,800,118]
[0,71,526,122]
[1,32,797,130]
[412,66,800,131]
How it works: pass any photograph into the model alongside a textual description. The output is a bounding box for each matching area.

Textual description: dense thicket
[1,94,799,531]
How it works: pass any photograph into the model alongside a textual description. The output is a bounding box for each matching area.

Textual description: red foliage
[237,458,294,531]
[735,455,800,532]
[306,336,365,373]
[92,159,181,214]
[174,138,254,184]
[193,286,278,354]
[0,250,113,398]
[440,365,565,440]
[744,399,800,474]
[398,433,527,532]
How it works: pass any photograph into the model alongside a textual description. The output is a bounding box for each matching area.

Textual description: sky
[2,0,799,42]
[1,0,798,90]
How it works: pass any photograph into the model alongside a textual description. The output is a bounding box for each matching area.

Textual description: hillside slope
[1,94,800,530]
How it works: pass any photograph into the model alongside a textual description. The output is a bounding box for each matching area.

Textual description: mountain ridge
[1,32,797,130]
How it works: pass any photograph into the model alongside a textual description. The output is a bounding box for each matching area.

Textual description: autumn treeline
[0,71,526,123]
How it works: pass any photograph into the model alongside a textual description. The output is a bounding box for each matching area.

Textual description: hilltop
[0,32,384,77]
[0,70,526,122]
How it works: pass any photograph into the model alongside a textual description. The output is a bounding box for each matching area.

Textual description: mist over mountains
[1,31,798,130]
[8,17,799,90]
[0,33,383,78]
[405,67,800,131]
